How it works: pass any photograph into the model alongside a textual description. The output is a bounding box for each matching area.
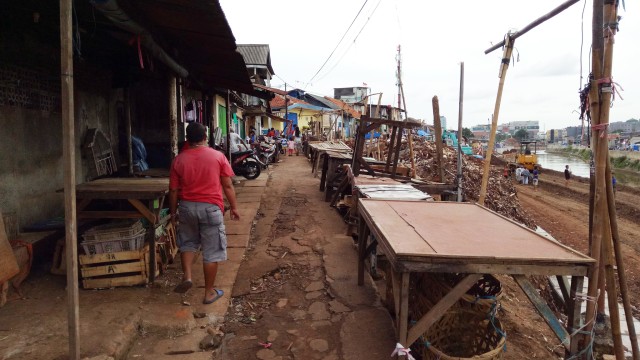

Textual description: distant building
[471,124,491,139]
[610,119,639,133]
[504,120,539,138]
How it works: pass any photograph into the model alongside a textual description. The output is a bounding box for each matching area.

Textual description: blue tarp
[364,132,381,139]
[417,130,428,137]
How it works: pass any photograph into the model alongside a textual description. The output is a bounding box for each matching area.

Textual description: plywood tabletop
[358,199,593,266]
[76,178,169,199]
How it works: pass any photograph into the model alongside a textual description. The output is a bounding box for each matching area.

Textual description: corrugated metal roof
[117,0,253,93]
[237,44,275,75]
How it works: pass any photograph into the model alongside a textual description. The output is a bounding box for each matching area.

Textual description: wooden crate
[80,244,157,289]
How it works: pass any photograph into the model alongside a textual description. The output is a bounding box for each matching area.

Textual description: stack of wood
[380,137,536,229]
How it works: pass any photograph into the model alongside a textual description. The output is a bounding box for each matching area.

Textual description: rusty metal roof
[118,0,252,93]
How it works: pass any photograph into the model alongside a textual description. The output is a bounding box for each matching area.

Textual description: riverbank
[546,145,640,186]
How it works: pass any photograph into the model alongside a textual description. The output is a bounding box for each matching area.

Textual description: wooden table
[357,199,594,357]
[75,178,170,282]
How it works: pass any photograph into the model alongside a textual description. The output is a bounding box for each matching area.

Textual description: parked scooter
[230,149,262,179]
[257,142,277,167]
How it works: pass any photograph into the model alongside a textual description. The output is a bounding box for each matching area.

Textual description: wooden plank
[390,126,403,179]
[79,247,148,265]
[0,214,20,283]
[78,211,145,219]
[82,274,147,289]
[514,275,570,350]
[81,261,146,278]
[127,199,157,223]
[407,274,483,346]
[399,261,590,276]
[359,200,593,264]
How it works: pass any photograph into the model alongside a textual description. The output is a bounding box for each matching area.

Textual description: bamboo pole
[598,2,626,358]
[432,97,444,183]
[478,36,514,205]
[584,0,604,354]
[484,0,580,54]
[60,0,80,358]
[169,76,178,160]
[457,62,464,202]
[606,161,640,359]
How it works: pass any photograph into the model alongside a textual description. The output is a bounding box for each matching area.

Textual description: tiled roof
[237,44,275,75]
[270,95,309,109]
[323,96,361,119]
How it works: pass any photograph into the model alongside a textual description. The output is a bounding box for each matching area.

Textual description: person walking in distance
[564,165,571,186]
[532,166,539,191]
[169,122,240,304]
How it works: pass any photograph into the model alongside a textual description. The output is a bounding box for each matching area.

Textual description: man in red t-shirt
[169,123,240,304]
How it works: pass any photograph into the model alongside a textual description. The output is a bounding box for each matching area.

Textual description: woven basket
[419,273,504,313]
[416,308,506,360]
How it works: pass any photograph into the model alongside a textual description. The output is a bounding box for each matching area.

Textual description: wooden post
[60,0,80,358]
[399,84,416,178]
[432,97,444,182]
[169,76,178,160]
[374,94,382,159]
[478,36,514,205]
[457,62,464,202]
[124,87,133,175]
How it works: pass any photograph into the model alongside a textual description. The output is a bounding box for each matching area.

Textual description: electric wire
[315,0,384,83]
[304,0,369,89]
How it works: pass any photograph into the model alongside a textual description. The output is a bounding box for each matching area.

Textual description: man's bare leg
[203,262,219,301]
[173,251,196,293]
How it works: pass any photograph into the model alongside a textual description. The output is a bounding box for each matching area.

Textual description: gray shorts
[177,201,227,263]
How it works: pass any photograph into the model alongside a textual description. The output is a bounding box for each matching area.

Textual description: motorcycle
[257,142,277,167]
[231,149,262,180]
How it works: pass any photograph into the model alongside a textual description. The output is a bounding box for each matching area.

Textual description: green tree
[496,133,508,142]
[514,129,528,140]
[462,127,474,138]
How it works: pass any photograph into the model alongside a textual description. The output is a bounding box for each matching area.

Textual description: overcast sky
[220,0,639,131]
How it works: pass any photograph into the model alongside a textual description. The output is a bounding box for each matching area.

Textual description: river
[537,150,591,178]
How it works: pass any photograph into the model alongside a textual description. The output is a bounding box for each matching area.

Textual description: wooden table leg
[357,215,370,286]
[147,199,157,282]
[324,158,338,202]
[568,276,586,357]
[319,153,329,192]
[398,272,410,347]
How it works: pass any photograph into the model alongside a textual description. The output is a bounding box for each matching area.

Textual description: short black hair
[186,122,206,143]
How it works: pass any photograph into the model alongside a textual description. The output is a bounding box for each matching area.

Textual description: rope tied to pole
[596,76,624,101]
[592,123,608,138]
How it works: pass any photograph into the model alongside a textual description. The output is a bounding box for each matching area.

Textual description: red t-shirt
[169,146,235,211]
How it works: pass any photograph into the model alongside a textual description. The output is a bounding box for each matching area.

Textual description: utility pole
[457,62,464,202]
[284,83,289,137]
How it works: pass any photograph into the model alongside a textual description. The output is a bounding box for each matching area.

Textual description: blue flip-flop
[203,289,224,304]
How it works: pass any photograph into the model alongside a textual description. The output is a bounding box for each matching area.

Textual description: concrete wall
[0,64,118,230]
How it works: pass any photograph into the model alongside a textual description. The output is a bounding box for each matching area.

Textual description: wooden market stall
[356,199,594,357]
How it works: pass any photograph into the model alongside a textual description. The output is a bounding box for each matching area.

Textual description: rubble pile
[384,137,536,228]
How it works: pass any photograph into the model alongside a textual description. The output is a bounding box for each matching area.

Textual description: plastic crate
[81,228,146,255]
[82,220,144,242]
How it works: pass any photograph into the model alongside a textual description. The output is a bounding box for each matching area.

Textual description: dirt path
[517,172,640,317]
[218,155,396,359]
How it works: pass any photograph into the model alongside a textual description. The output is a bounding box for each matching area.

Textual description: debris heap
[373,137,536,228]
